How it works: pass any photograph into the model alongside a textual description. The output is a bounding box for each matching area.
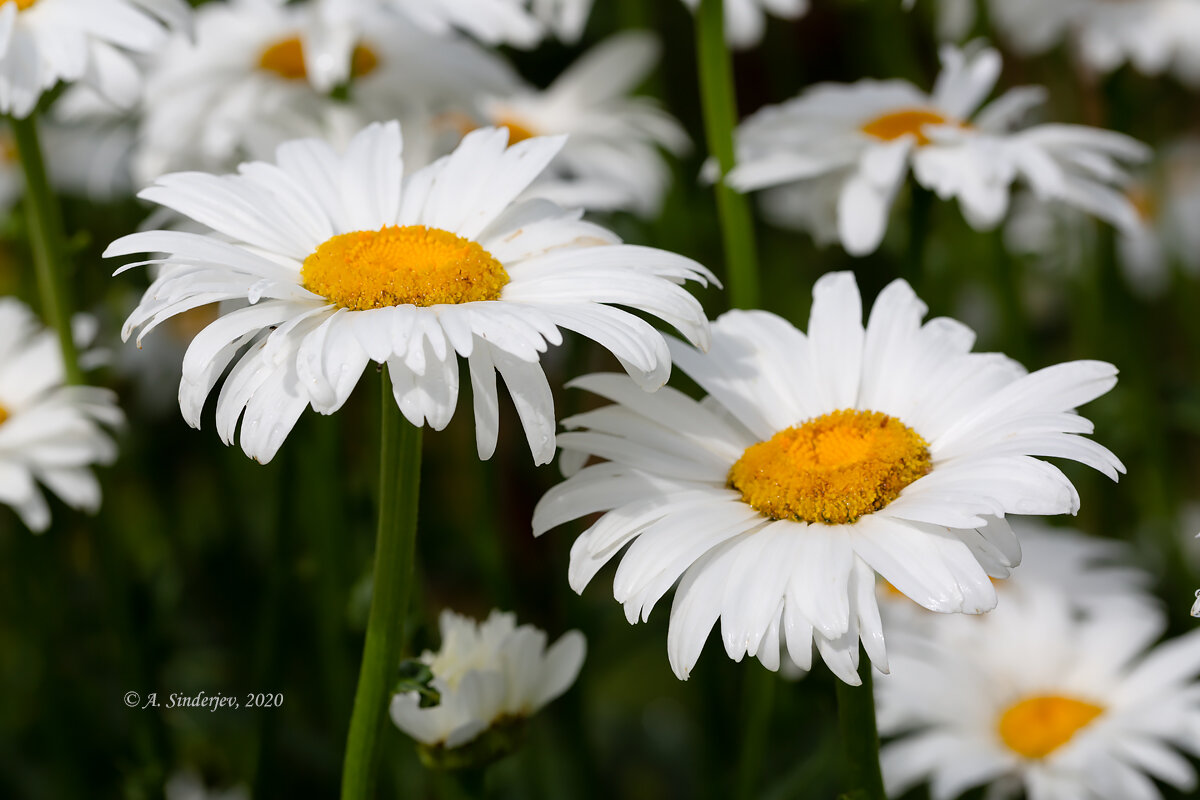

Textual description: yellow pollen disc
[861,109,950,146]
[496,117,538,145]
[728,409,932,525]
[300,225,510,311]
[6,0,37,10]
[258,37,379,81]
[998,695,1105,759]
[0,405,8,425]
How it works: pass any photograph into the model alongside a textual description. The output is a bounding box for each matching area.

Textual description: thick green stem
[10,112,81,384]
[341,371,423,799]
[835,654,887,800]
[735,666,776,800]
[695,0,760,310]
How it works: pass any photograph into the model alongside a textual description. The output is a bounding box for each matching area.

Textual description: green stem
[10,112,81,384]
[834,654,886,800]
[341,370,423,799]
[735,666,776,800]
[694,0,760,310]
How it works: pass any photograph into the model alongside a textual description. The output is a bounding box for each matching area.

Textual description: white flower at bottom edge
[107,121,715,466]
[164,771,249,800]
[0,0,190,119]
[0,298,122,532]
[728,42,1149,256]
[533,271,1122,685]
[389,609,586,750]
[877,587,1200,800]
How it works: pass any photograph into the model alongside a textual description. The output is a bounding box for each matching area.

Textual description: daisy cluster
[1,0,1200,798]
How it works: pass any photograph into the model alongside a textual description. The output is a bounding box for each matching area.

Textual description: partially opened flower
[389,609,585,766]
[878,588,1200,800]
[679,0,809,49]
[727,43,1149,256]
[534,271,1121,683]
[108,121,714,465]
[0,298,122,532]
[0,0,190,118]
[472,32,689,217]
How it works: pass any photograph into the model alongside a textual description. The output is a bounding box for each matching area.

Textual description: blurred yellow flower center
[496,116,538,145]
[1127,184,1156,222]
[998,695,1104,759]
[0,405,8,425]
[257,36,379,81]
[728,409,932,525]
[301,225,510,311]
[6,0,38,10]
[861,109,949,146]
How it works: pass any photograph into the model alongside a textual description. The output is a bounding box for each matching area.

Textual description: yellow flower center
[728,409,932,525]
[300,225,510,311]
[496,116,538,145]
[257,36,379,81]
[997,695,1105,759]
[861,109,950,146]
[0,405,8,425]
[5,0,37,10]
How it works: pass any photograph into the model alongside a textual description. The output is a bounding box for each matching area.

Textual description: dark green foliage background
[1,1,1199,798]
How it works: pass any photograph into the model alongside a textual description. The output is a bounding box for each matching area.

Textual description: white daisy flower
[133,0,516,184]
[533,271,1122,684]
[0,298,122,532]
[389,609,585,753]
[472,32,689,218]
[986,0,1083,56]
[108,121,715,465]
[0,0,189,118]
[376,0,544,49]
[877,588,1200,800]
[679,0,809,49]
[527,0,594,43]
[991,0,1200,86]
[727,43,1149,256]
[1005,139,1200,298]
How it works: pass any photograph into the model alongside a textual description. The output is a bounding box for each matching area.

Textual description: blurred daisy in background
[109,121,715,465]
[389,609,585,766]
[0,0,190,118]
[989,0,1200,86]
[470,32,689,218]
[679,0,809,49]
[0,298,122,532]
[535,272,1121,683]
[527,0,595,43]
[1005,138,1200,298]
[727,43,1149,256]
[879,519,1159,627]
[133,0,515,184]
[878,587,1200,800]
